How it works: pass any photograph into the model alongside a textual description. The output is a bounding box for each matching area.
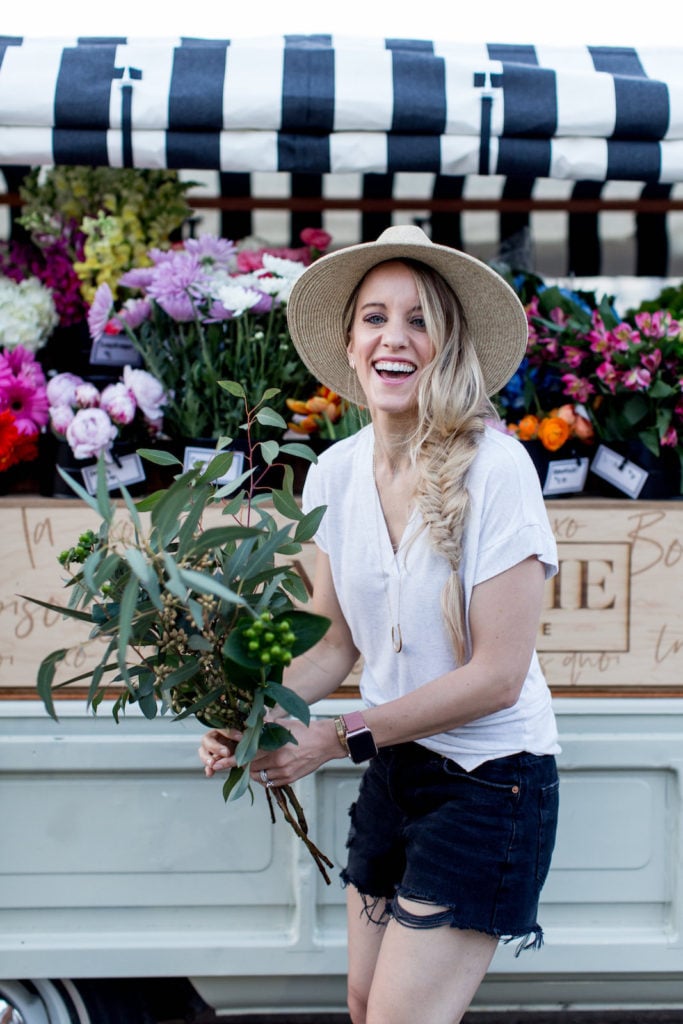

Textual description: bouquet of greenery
[26,383,334,881]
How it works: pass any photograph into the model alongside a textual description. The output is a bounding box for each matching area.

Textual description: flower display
[47,367,168,460]
[17,166,194,309]
[88,230,327,441]
[0,274,58,352]
[496,275,683,490]
[29,384,332,881]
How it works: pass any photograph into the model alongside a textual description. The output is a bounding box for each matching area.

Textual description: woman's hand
[248,717,345,789]
[198,728,240,777]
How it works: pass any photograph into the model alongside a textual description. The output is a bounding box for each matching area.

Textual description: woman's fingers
[198,728,240,775]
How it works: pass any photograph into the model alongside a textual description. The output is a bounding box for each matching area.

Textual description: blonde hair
[344,258,495,663]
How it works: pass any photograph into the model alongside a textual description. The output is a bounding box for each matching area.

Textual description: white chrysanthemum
[0,275,58,352]
[258,255,307,302]
[214,283,264,317]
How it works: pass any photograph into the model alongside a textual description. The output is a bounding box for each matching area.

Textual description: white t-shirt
[302,423,561,770]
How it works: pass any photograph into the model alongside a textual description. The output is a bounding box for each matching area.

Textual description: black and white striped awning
[1,35,683,180]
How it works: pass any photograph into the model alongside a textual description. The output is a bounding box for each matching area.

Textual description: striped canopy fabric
[0,35,682,180]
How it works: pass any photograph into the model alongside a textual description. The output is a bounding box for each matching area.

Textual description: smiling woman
[200,224,561,1024]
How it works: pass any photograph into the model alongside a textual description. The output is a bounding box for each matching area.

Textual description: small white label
[542,456,590,496]
[90,336,143,367]
[81,452,147,495]
[590,444,649,499]
[183,445,245,484]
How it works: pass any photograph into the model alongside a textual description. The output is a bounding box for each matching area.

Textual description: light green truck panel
[2,697,683,1014]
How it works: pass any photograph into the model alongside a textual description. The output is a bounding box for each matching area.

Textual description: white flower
[0,275,58,352]
[214,283,265,317]
[258,255,306,302]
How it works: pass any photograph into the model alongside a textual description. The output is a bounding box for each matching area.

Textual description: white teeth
[374,361,416,373]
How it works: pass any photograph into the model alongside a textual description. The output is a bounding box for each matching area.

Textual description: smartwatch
[342,711,378,764]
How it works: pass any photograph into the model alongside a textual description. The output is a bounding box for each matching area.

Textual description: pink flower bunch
[47,367,168,460]
[0,346,48,470]
[0,345,49,435]
[522,284,683,461]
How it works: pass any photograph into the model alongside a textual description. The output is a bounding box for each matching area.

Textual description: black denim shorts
[340,742,559,954]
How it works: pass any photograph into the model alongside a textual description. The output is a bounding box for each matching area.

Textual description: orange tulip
[537,416,571,451]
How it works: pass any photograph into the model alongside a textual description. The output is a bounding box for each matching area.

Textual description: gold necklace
[373,446,404,654]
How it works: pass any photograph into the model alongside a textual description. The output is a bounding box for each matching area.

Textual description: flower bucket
[45,437,147,499]
[588,440,682,500]
[521,439,592,498]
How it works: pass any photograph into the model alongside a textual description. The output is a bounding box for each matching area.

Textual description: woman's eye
[364,314,386,325]
[411,317,427,329]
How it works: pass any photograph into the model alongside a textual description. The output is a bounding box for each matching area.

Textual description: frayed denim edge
[341,873,544,955]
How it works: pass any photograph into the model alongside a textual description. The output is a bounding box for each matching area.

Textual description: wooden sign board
[1,496,681,697]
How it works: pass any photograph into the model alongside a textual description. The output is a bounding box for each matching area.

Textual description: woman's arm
[362,554,547,747]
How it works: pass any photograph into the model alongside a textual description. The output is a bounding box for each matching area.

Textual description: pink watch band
[342,711,366,732]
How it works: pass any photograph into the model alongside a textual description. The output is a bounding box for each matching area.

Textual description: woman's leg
[365,896,498,1024]
[346,885,388,1024]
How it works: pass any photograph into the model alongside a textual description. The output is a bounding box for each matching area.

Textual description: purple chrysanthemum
[185,235,236,270]
[145,251,206,322]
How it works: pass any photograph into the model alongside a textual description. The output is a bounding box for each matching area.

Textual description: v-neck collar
[362,428,418,574]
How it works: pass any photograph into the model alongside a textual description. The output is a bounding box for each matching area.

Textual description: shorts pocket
[536,779,560,884]
[441,756,521,796]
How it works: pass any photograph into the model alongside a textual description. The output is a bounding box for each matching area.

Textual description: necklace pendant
[391,624,403,654]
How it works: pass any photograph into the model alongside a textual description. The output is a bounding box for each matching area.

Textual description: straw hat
[286,225,528,403]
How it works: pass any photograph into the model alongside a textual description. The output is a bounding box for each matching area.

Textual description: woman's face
[347,261,435,420]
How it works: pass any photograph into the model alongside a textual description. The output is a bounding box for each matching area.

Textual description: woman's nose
[382,320,408,347]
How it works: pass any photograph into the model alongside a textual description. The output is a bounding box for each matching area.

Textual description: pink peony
[66,407,117,460]
[49,404,75,436]
[74,382,101,408]
[122,366,167,421]
[100,382,136,426]
[46,372,84,408]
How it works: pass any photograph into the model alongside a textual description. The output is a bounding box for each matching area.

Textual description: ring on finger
[260,768,273,788]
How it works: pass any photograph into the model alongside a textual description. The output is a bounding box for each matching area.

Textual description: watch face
[347,728,378,764]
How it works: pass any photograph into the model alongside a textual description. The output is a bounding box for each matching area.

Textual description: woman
[199,225,560,1024]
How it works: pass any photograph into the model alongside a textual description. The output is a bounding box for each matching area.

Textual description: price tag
[542,456,590,496]
[590,444,649,499]
[183,445,245,484]
[90,336,143,367]
[81,452,147,495]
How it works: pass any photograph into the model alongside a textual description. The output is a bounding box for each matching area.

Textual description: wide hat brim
[286,225,528,404]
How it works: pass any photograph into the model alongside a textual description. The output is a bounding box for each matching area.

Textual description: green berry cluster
[58,530,98,567]
[240,611,297,666]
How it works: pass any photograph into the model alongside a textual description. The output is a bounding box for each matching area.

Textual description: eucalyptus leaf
[259,440,280,465]
[223,765,251,802]
[218,380,246,398]
[263,681,310,725]
[279,442,319,463]
[255,406,288,430]
[138,448,182,467]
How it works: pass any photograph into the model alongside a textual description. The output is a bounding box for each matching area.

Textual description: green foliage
[28,382,328,775]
